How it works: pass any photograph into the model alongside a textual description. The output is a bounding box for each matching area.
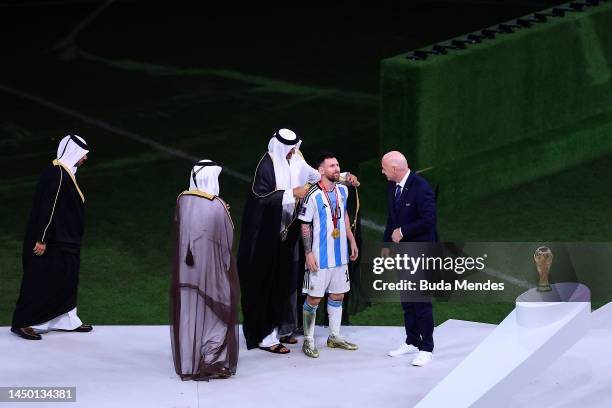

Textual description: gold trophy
[534,246,553,292]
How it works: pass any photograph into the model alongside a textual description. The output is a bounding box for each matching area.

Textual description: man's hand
[380,247,390,258]
[293,186,308,200]
[346,173,360,187]
[33,242,46,256]
[349,239,359,261]
[391,228,403,243]
[305,252,319,272]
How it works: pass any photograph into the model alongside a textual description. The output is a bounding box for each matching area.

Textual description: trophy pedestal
[415,283,591,408]
[515,282,591,328]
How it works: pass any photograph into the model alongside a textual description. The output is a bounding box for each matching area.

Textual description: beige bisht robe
[170,190,239,380]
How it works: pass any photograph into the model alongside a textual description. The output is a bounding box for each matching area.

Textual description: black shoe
[11,327,42,340]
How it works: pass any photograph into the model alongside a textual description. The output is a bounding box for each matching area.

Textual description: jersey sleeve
[298,193,316,223]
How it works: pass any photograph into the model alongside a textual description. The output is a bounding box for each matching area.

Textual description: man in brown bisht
[170,160,239,380]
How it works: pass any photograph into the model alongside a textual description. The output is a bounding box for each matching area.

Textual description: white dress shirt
[395,169,411,239]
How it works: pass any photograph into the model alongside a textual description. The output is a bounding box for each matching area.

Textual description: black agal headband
[274,129,300,146]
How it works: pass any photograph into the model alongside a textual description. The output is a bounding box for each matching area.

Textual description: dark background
[3,0,604,326]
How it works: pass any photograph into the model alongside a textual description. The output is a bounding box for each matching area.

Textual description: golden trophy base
[537,283,552,292]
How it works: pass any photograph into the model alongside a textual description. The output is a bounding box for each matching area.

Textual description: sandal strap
[259,343,290,353]
[272,344,286,351]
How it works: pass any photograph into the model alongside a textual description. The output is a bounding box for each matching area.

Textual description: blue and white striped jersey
[298,183,349,269]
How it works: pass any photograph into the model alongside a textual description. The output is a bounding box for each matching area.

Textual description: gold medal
[319,181,341,241]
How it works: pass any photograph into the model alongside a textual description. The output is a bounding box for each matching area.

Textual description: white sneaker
[387,343,419,357]
[411,351,433,366]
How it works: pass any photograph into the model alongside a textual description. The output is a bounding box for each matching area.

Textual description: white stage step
[592,302,612,330]
[511,327,612,407]
[512,302,612,408]
[0,321,493,408]
[1,308,609,408]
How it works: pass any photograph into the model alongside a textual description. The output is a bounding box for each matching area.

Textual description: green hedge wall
[375,3,612,209]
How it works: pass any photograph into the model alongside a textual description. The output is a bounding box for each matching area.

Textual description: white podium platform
[416,283,593,408]
[1,304,610,408]
[511,302,612,407]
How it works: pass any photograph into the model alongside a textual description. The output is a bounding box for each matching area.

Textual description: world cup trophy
[533,246,553,292]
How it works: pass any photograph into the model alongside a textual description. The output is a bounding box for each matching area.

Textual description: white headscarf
[189,159,222,196]
[56,134,89,175]
[267,128,320,190]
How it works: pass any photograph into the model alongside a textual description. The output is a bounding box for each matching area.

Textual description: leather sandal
[279,335,298,344]
[258,344,290,354]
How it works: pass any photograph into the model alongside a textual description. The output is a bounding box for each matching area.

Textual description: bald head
[382,151,408,169]
[381,151,409,183]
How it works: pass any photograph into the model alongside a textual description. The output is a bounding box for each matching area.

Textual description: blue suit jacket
[384,171,439,243]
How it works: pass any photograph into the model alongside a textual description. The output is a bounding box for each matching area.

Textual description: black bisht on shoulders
[12,162,85,329]
[343,185,370,322]
[237,153,300,349]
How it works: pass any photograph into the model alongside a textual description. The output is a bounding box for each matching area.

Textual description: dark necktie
[394,184,402,210]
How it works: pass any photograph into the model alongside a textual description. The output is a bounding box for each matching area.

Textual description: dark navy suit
[384,170,438,352]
